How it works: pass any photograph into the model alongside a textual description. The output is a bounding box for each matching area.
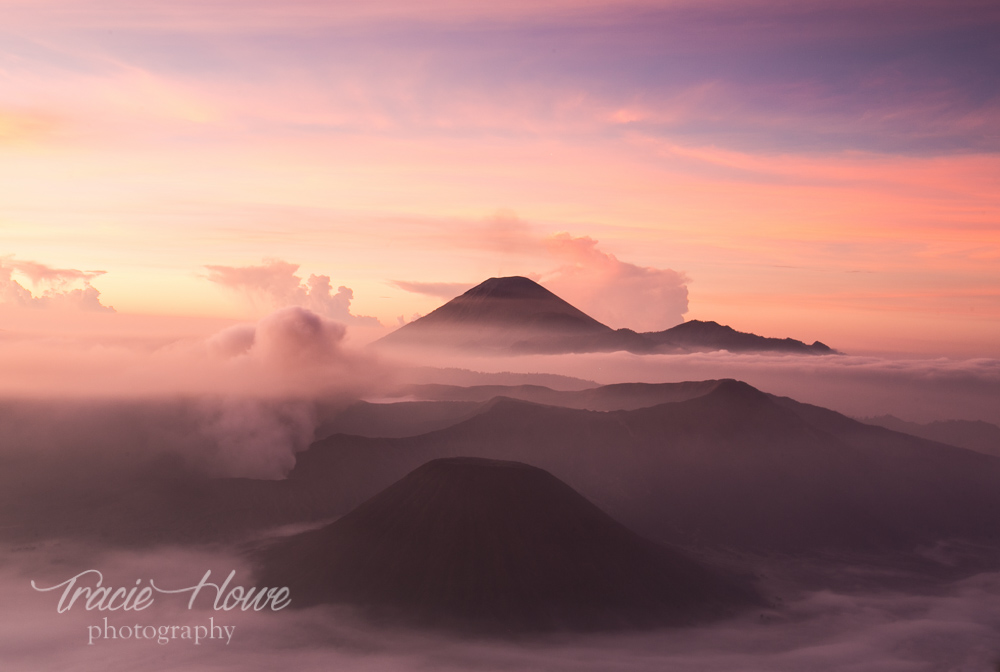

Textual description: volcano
[377,276,618,352]
[255,457,758,634]
[289,380,1000,556]
[377,276,834,354]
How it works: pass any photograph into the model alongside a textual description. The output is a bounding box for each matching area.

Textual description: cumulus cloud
[205,260,380,326]
[396,213,689,331]
[208,306,348,368]
[0,306,391,478]
[0,306,388,400]
[541,233,689,332]
[478,209,542,255]
[0,257,115,312]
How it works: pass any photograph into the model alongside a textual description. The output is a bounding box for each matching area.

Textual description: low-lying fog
[382,348,1000,426]
[5,542,999,671]
[1,305,998,426]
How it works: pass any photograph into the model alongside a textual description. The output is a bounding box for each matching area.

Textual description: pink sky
[2,0,999,356]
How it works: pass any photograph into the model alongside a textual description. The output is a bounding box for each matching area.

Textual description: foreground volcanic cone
[256,457,759,634]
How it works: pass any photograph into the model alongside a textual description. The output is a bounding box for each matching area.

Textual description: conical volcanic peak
[399,276,609,331]
[460,276,568,301]
[256,457,759,634]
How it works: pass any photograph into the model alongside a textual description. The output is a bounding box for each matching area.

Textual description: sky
[2,0,999,356]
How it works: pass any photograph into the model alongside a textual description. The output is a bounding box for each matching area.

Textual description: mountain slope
[376,276,835,354]
[649,320,834,354]
[860,415,1000,458]
[377,276,616,352]
[293,381,1000,556]
[317,380,727,439]
[399,380,725,410]
[8,379,997,567]
[256,457,759,633]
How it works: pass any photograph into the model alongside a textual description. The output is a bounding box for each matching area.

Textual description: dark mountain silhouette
[377,276,617,353]
[255,457,759,634]
[318,381,726,439]
[317,400,482,439]
[860,415,1000,458]
[376,276,834,355]
[392,276,609,332]
[394,366,597,390]
[401,380,725,409]
[649,320,834,354]
[6,380,999,574]
[292,381,1000,557]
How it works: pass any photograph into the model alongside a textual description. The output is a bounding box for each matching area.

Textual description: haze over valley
[3,0,999,669]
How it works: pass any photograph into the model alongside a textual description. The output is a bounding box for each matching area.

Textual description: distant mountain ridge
[5,378,1000,570]
[860,415,1000,458]
[292,379,1000,556]
[377,276,835,355]
[317,380,727,439]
